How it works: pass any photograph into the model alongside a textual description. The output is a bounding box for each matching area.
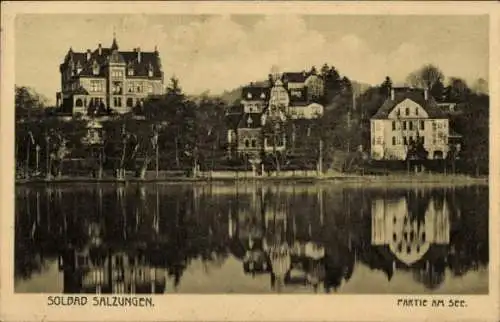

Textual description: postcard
[1,1,499,321]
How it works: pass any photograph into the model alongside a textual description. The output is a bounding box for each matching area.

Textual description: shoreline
[15,174,489,186]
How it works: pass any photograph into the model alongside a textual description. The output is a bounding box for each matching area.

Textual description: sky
[15,14,488,104]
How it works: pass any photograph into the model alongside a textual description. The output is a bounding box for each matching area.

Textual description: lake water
[14,182,488,294]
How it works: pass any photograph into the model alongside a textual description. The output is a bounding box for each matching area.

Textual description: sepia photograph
[1,2,499,322]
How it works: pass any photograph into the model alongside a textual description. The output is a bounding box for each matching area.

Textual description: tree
[430,79,446,102]
[194,97,227,171]
[453,93,488,175]
[406,136,429,173]
[447,77,470,103]
[320,64,330,78]
[379,76,392,98]
[406,64,444,89]
[472,78,488,95]
[15,86,47,121]
[261,111,288,174]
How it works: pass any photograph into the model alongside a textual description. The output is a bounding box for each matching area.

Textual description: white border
[1,2,499,322]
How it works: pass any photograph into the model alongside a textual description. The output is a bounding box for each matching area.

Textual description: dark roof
[71,86,89,95]
[282,72,308,83]
[225,113,243,129]
[60,40,162,79]
[237,113,262,129]
[241,86,270,101]
[371,90,446,120]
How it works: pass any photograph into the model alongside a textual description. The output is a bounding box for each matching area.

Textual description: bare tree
[406,64,444,89]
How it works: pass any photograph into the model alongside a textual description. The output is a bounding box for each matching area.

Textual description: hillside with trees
[15,63,489,179]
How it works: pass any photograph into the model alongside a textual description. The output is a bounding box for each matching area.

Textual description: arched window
[245,139,250,148]
[126,98,134,107]
[75,98,83,107]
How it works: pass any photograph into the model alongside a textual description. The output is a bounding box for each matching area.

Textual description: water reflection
[15,183,488,294]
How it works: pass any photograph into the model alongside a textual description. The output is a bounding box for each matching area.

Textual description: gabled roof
[282,72,308,83]
[241,86,270,101]
[237,113,262,129]
[60,40,163,79]
[225,113,243,129]
[371,90,446,120]
[109,50,126,64]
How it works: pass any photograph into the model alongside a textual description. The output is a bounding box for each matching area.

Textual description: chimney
[86,49,91,61]
[390,88,395,100]
[137,47,141,63]
[98,43,102,55]
[424,88,428,100]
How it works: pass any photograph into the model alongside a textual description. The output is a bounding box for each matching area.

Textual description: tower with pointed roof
[56,35,164,116]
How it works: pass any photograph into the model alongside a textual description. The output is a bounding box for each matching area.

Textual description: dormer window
[260,92,265,99]
[247,116,253,127]
[76,61,82,75]
[148,64,154,77]
[128,68,134,76]
[247,93,252,99]
[92,61,100,76]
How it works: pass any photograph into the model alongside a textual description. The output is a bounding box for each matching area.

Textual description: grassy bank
[15,172,488,186]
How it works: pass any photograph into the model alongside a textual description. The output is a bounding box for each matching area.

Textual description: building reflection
[59,245,168,294]
[15,184,486,294]
[229,185,328,292]
[370,189,450,289]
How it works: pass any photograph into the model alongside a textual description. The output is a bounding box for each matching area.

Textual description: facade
[371,194,449,266]
[370,88,450,160]
[57,36,164,116]
[226,69,325,158]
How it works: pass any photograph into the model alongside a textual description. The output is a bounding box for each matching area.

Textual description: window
[114,97,122,107]
[147,84,153,94]
[420,120,425,130]
[148,69,153,77]
[90,80,103,92]
[111,70,124,78]
[392,137,396,145]
[392,121,396,131]
[251,139,256,148]
[75,98,83,107]
[404,136,408,145]
[126,98,133,107]
[128,69,134,76]
[245,139,250,148]
[421,137,425,145]
[403,121,407,130]
[405,107,410,116]
[415,107,419,116]
[136,83,143,93]
[112,81,123,95]
[409,121,413,131]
